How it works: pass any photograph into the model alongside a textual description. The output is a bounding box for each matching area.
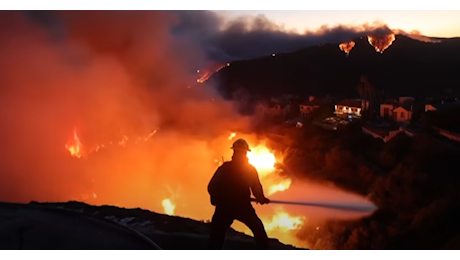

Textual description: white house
[335,99,369,118]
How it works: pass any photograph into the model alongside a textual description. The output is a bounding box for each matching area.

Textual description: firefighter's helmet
[231,139,251,152]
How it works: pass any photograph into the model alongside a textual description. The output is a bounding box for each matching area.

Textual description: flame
[65,131,83,158]
[267,179,291,196]
[64,130,302,246]
[196,63,229,84]
[162,198,175,216]
[367,34,396,53]
[64,128,159,157]
[265,211,305,232]
[339,41,355,56]
[247,145,276,175]
[228,132,236,140]
[233,208,306,247]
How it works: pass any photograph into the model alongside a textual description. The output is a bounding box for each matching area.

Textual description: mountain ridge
[207,34,460,100]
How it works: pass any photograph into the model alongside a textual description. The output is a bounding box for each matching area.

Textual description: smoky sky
[21,10,432,66]
[169,10,410,62]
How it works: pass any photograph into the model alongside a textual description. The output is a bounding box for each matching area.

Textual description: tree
[357,75,377,121]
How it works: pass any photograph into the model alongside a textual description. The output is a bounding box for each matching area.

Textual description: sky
[217,11,460,38]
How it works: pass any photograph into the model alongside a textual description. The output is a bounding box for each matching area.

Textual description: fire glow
[367,33,396,53]
[162,198,176,216]
[339,41,355,56]
[64,130,304,245]
[196,63,229,83]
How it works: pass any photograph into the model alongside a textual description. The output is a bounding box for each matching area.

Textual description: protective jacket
[208,155,265,206]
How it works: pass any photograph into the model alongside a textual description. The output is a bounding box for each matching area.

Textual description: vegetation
[265,122,460,249]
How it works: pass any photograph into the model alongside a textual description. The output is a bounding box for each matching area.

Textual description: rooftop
[336,99,364,108]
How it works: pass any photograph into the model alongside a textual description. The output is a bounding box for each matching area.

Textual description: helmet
[231,139,251,152]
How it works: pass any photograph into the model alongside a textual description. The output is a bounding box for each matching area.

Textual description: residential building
[334,99,369,119]
[299,96,328,117]
[379,97,414,125]
[255,101,292,118]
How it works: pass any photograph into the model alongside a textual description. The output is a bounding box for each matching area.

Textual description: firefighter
[207,138,270,250]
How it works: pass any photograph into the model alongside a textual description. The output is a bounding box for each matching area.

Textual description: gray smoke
[23,10,434,65]
[169,11,413,62]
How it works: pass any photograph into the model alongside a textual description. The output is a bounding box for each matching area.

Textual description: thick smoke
[0,11,252,209]
[0,11,380,248]
[171,11,438,62]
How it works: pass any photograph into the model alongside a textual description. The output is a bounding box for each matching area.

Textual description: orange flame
[228,132,236,140]
[162,198,175,216]
[65,131,83,158]
[367,34,396,53]
[339,41,355,56]
[196,63,229,83]
[64,128,159,158]
[65,130,302,246]
[265,211,305,232]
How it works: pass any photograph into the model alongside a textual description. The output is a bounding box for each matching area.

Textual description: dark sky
[19,10,433,65]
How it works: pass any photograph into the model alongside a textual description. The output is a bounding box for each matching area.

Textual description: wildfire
[64,129,303,246]
[65,131,83,158]
[64,128,159,158]
[367,33,396,53]
[228,132,236,140]
[247,145,276,175]
[267,179,291,196]
[339,41,355,56]
[265,211,305,232]
[162,198,176,216]
[196,63,229,84]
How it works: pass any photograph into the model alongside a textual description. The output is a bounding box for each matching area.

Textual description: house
[379,97,414,125]
[299,96,328,117]
[334,99,369,119]
[255,101,291,118]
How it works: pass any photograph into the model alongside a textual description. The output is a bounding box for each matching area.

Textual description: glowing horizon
[216,10,460,38]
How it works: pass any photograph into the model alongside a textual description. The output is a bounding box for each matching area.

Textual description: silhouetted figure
[207,139,270,250]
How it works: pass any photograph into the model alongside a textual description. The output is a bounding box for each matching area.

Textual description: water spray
[251,198,377,213]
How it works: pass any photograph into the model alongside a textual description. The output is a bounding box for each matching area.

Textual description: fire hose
[250,198,377,213]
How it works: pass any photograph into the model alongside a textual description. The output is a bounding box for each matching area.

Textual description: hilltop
[47,201,303,249]
[207,34,460,100]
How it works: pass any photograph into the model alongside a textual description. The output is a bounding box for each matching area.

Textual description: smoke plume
[171,11,438,63]
[0,11,380,248]
[0,10,252,206]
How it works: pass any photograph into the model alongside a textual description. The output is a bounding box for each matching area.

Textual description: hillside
[207,35,460,99]
[20,202,297,250]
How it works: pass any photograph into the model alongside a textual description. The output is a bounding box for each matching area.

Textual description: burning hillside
[339,41,355,56]
[367,33,396,53]
[340,33,396,56]
[62,129,311,246]
[197,63,230,83]
[212,33,459,99]
[0,11,378,249]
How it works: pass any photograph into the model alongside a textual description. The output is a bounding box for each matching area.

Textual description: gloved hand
[258,197,270,205]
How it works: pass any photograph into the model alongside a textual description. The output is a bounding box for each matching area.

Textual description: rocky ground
[0,201,300,250]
